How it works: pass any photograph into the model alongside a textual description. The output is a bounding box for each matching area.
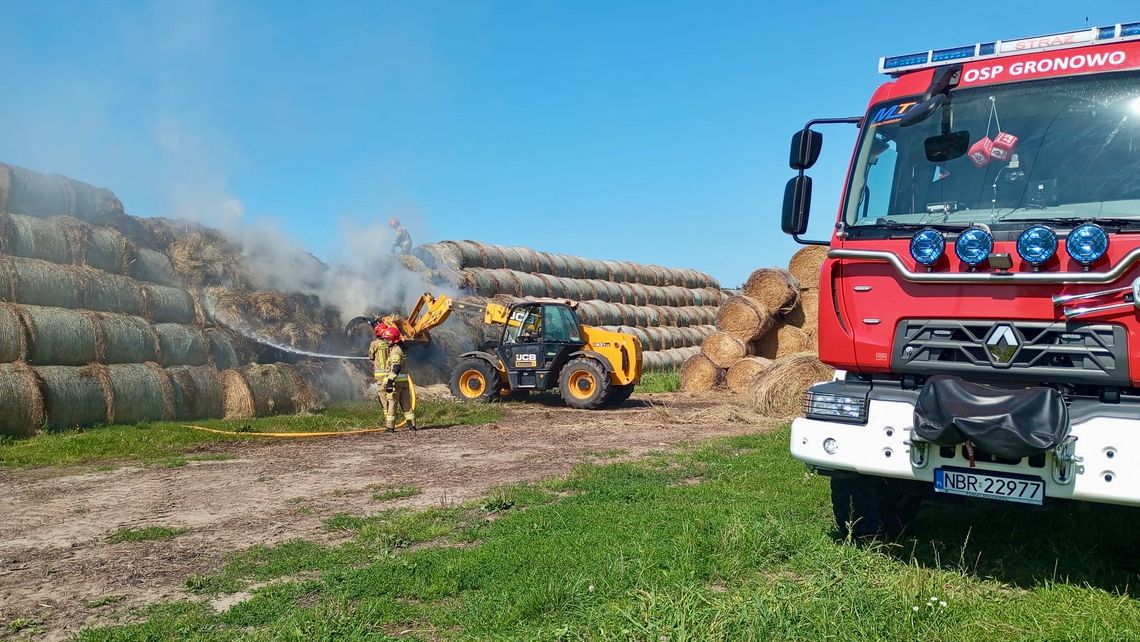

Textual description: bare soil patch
[0,391,774,640]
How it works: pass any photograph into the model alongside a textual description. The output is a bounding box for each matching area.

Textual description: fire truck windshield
[846,70,1140,229]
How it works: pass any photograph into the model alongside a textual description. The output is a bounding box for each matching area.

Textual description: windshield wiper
[862,219,970,233]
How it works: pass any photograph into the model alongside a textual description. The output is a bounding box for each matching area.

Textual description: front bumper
[791,397,1140,507]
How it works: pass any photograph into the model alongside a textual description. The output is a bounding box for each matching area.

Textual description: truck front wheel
[831,474,923,540]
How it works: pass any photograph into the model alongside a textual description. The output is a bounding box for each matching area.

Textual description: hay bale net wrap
[755,324,815,360]
[0,303,27,363]
[700,331,753,369]
[715,295,775,343]
[108,363,174,424]
[296,360,367,408]
[0,363,43,436]
[752,353,834,418]
[680,353,723,391]
[788,245,828,290]
[423,240,719,289]
[143,283,196,324]
[726,356,774,392]
[96,311,159,364]
[2,257,82,309]
[643,346,700,371]
[156,323,209,366]
[597,325,714,351]
[167,365,223,421]
[128,247,178,286]
[0,162,126,224]
[205,327,244,370]
[36,365,110,430]
[1,214,132,275]
[78,267,146,316]
[19,306,99,366]
[742,268,801,315]
[223,363,315,418]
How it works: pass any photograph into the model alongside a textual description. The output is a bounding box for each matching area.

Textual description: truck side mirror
[782,176,812,235]
[790,129,823,170]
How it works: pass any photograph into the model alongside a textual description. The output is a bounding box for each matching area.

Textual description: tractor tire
[449,359,503,403]
[831,474,923,540]
[559,358,612,409]
[605,384,635,406]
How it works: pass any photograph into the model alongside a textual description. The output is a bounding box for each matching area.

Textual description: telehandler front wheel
[449,359,503,403]
[559,358,612,409]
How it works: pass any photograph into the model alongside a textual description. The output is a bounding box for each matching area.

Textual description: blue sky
[1,1,1137,287]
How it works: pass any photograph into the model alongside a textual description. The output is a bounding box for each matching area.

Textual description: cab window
[543,305,581,342]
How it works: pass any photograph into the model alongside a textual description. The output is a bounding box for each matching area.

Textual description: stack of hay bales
[413,240,727,370]
[681,246,834,418]
[0,162,369,436]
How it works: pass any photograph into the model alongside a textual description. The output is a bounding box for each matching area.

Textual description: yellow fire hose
[182,374,418,438]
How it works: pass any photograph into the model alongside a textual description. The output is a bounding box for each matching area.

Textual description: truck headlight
[804,391,868,424]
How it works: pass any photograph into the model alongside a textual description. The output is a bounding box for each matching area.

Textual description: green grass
[79,427,1140,641]
[106,526,188,544]
[372,484,423,502]
[636,369,680,393]
[0,400,502,468]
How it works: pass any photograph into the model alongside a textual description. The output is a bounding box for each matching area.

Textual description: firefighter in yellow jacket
[368,323,391,393]
[375,325,415,432]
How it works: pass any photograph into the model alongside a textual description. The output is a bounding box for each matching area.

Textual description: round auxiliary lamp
[1066,223,1109,267]
[955,227,994,268]
[1016,225,1058,269]
[910,228,945,267]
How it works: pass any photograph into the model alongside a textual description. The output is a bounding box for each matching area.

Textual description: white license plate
[934,467,1044,505]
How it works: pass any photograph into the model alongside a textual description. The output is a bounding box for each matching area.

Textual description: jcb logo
[515,354,537,368]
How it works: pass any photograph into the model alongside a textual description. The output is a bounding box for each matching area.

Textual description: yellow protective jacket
[369,339,389,380]
[385,344,409,382]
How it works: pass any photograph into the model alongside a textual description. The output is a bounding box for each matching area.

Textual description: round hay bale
[615,283,634,305]
[534,273,560,298]
[576,279,599,301]
[0,303,27,363]
[493,269,523,296]
[225,363,310,417]
[532,251,553,275]
[752,353,834,418]
[784,289,820,337]
[75,267,145,315]
[788,246,828,290]
[547,255,570,277]
[21,306,98,366]
[695,307,718,325]
[0,164,73,218]
[654,305,677,327]
[6,213,72,264]
[499,246,525,272]
[108,363,174,424]
[453,240,488,268]
[726,356,774,392]
[716,295,775,343]
[143,284,196,324]
[627,283,648,306]
[5,257,81,308]
[742,268,801,315]
[82,224,129,274]
[167,365,223,420]
[0,363,43,436]
[398,253,428,274]
[643,351,660,371]
[515,272,547,298]
[156,324,209,367]
[297,360,363,408]
[643,305,661,328]
[37,365,110,430]
[206,328,242,370]
[481,244,508,269]
[755,324,815,360]
[97,312,160,363]
[700,331,753,369]
[128,247,177,285]
[564,256,587,280]
[680,354,723,391]
[221,369,254,419]
[467,269,499,297]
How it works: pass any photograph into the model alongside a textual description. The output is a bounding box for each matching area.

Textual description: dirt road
[0,392,776,640]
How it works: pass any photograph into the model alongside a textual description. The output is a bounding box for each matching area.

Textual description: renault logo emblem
[984,324,1021,367]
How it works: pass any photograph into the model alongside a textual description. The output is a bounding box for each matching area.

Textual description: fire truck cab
[781,22,1140,538]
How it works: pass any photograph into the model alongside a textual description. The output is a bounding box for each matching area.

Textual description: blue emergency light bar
[879,22,1140,75]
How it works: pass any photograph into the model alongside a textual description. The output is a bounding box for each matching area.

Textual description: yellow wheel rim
[568,370,596,400]
[459,369,486,399]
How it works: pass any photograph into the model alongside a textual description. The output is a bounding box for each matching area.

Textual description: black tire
[606,384,635,406]
[559,358,612,409]
[831,474,923,540]
[449,359,503,403]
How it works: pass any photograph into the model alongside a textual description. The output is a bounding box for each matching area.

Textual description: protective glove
[384,380,395,394]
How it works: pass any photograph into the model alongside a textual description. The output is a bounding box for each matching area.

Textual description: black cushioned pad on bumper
[913,375,1071,460]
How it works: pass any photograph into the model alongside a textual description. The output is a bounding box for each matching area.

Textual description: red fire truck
[782,22,1140,538]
